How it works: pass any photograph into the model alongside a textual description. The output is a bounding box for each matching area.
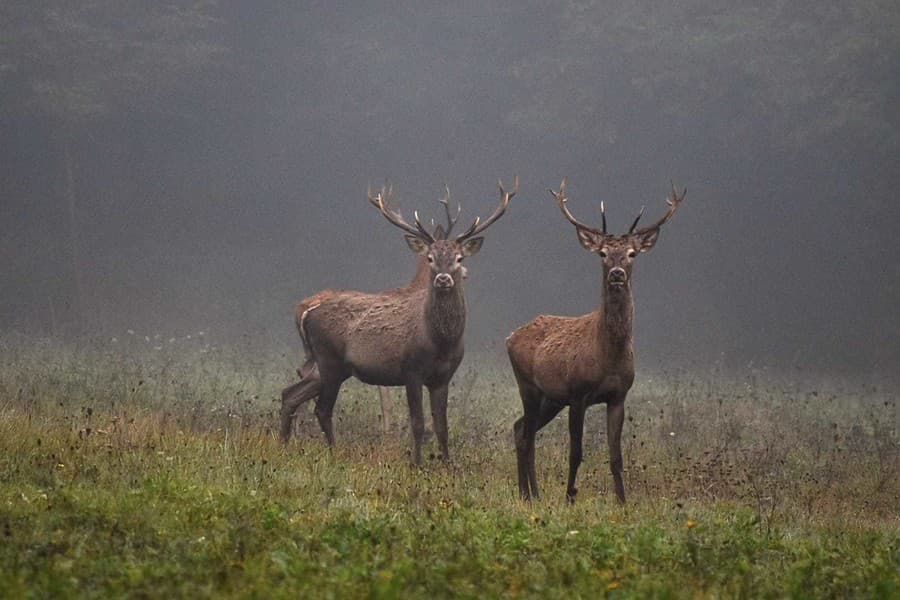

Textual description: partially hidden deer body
[281,180,516,465]
[283,255,428,434]
[508,180,685,503]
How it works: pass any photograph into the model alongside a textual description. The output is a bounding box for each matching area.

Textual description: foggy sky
[1,2,898,377]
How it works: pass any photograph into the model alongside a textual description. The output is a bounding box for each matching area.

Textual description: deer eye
[599,250,608,258]
[455,256,463,263]
[427,255,434,263]
[627,249,637,258]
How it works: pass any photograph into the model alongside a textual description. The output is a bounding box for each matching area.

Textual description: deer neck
[425,283,467,346]
[407,256,431,290]
[598,283,634,362]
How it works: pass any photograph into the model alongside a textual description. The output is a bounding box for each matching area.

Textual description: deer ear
[460,237,484,257]
[576,227,603,252]
[404,235,430,255]
[635,228,660,252]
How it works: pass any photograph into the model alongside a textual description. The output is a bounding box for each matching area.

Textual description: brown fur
[508,182,684,503]
[283,257,430,436]
[281,181,514,465]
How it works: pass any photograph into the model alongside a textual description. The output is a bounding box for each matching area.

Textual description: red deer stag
[507,179,685,503]
[283,189,460,437]
[281,178,517,465]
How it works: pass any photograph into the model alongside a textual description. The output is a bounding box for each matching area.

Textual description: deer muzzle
[608,267,627,286]
[433,272,455,289]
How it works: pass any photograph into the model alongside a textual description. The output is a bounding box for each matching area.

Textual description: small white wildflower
[198,331,205,336]
[127,329,134,335]
[669,431,675,437]
[186,334,192,339]
[196,536,206,543]
[567,530,579,536]
[250,490,257,497]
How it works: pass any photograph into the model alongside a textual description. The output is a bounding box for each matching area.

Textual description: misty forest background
[2,1,898,378]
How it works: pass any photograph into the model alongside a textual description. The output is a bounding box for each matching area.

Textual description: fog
[2,2,898,377]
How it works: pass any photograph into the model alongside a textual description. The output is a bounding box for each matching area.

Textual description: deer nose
[608,267,627,285]
[434,273,455,289]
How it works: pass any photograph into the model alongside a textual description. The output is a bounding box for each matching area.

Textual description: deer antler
[438,183,461,237]
[632,182,686,236]
[456,176,518,241]
[550,178,605,235]
[366,181,393,209]
[628,205,645,234]
[368,183,435,242]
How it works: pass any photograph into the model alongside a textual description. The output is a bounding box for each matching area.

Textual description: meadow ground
[0,332,897,598]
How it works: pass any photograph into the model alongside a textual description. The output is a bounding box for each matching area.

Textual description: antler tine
[600,200,607,235]
[632,181,687,236]
[628,205,645,234]
[368,184,433,242]
[413,210,436,241]
[437,183,461,235]
[550,177,604,235]
[367,181,395,208]
[456,176,519,241]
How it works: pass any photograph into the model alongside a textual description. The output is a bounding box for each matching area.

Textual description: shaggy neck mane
[599,284,634,358]
[426,284,467,346]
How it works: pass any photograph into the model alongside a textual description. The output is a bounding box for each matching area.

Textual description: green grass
[0,333,898,598]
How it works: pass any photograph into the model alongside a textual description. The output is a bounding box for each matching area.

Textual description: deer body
[510,307,635,402]
[509,180,684,503]
[283,256,429,436]
[302,283,466,388]
[282,179,516,465]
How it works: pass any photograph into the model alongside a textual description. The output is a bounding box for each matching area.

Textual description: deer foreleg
[314,379,341,447]
[607,400,626,504]
[429,384,450,462]
[566,403,586,503]
[405,383,426,466]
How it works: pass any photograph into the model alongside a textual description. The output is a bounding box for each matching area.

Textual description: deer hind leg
[314,378,342,447]
[280,371,321,443]
[514,385,552,500]
[566,402,586,503]
[607,399,626,504]
[522,398,566,500]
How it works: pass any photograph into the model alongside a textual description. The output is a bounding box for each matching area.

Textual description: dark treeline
[1,1,898,376]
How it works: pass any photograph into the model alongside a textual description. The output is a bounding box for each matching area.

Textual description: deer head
[550,179,686,292]
[368,178,518,291]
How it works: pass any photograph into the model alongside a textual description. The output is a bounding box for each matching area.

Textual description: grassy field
[0,333,897,598]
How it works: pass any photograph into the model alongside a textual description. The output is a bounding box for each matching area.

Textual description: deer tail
[295,302,321,379]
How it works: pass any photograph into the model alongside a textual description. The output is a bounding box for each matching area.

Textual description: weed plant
[0,332,897,598]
